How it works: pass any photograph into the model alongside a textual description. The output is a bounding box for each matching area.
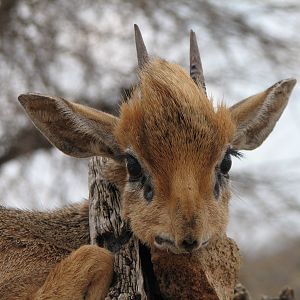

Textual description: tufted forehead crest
[139,59,208,110]
[116,59,234,173]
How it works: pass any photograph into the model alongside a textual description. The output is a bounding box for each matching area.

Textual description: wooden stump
[151,235,241,300]
[89,157,146,300]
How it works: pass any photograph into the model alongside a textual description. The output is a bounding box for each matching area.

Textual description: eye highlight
[125,154,143,181]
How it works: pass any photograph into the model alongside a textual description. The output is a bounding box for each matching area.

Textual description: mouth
[154,235,179,253]
[154,235,210,253]
[201,239,209,247]
[154,235,175,247]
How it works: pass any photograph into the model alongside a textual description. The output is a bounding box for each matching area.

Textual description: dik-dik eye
[219,148,242,175]
[125,154,143,181]
[220,152,232,174]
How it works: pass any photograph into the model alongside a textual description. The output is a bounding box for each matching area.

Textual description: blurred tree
[0,0,300,296]
[1,0,299,166]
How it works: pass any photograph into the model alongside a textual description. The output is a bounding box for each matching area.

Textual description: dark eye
[125,154,143,181]
[220,153,232,174]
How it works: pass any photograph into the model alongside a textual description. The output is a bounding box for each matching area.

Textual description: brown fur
[0,202,113,299]
[116,59,235,249]
[33,245,113,300]
[1,54,296,298]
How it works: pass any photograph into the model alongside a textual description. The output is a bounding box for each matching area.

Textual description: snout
[178,236,210,252]
[154,234,210,253]
[179,236,200,252]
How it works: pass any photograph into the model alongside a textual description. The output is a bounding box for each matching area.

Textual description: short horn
[190,30,206,95]
[134,24,149,69]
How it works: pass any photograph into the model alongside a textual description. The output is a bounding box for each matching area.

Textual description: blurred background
[0,0,299,298]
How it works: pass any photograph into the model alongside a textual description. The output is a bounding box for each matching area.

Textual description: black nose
[180,237,199,252]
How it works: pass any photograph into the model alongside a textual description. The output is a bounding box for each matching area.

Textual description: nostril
[181,237,199,251]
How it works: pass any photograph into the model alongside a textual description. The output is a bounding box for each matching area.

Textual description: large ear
[230,78,296,150]
[18,93,120,158]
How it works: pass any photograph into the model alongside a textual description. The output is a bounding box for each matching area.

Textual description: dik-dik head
[19,25,296,254]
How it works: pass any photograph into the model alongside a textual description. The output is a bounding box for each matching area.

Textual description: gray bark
[88,156,146,300]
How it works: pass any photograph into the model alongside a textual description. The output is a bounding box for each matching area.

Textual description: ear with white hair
[19,93,121,159]
[230,78,296,150]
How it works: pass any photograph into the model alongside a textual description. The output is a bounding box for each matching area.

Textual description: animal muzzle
[154,233,210,253]
[178,235,210,252]
[178,235,200,252]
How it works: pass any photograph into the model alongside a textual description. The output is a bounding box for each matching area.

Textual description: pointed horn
[134,24,149,69]
[190,30,206,95]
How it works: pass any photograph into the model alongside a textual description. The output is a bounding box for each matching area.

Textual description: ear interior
[18,93,120,158]
[230,78,296,150]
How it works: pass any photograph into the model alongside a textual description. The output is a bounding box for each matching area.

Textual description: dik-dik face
[115,60,236,253]
[18,26,296,253]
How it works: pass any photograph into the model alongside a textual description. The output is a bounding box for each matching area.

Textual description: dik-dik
[0,25,296,299]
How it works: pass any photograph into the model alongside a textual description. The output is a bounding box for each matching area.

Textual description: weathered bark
[89,156,146,299]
